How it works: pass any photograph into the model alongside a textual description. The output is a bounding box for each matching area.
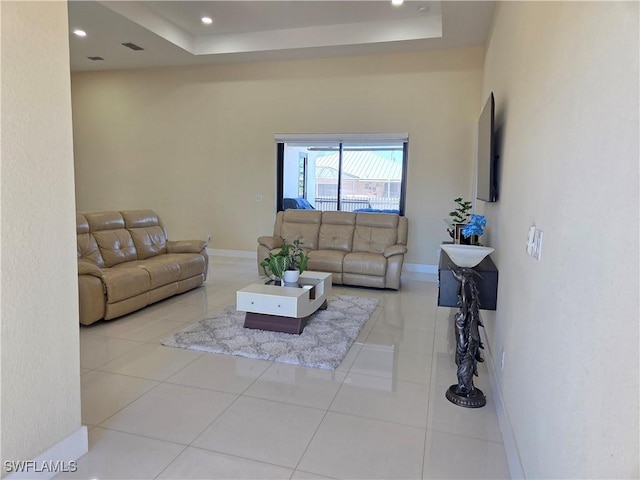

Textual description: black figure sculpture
[446,267,487,408]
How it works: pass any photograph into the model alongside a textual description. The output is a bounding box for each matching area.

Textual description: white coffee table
[236,271,332,334]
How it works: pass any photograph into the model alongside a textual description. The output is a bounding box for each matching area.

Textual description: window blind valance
[275,133,409,147]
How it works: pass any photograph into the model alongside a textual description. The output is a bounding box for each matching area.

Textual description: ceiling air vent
[87,56,104,61]
[121,42,144,51]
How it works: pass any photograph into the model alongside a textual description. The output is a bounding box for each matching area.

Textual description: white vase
[283,270,300,284]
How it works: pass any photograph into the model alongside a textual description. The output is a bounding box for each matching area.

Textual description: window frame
[276,134,408,216]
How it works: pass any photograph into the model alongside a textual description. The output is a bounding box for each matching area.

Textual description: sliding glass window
[276,134,408,215]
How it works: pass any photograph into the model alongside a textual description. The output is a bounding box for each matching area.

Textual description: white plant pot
[283,270,300,284]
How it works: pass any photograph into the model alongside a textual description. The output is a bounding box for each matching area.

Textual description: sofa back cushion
[279,210,322,250]
[318,211,356,252]
[352,213,399,254]
[85,212,137,267]
[122,210,168,260]
[76,213,105,267]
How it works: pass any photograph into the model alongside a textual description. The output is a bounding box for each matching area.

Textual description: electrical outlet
[500,349,505,370]
[255,194,263,202]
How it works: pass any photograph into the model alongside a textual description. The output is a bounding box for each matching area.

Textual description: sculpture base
[446,385,486,408]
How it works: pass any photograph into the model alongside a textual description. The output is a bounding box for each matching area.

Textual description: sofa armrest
[258,236,283,251]
[383,244,407,258]
[78,259,103,278]
[167,240,207,254]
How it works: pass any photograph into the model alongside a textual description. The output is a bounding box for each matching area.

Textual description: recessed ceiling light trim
[121,42,144,51]
[73,29,87,37]
[201,16,213,25]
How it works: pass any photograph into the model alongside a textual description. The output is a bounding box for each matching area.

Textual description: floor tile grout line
[152,443,190,480]
[92,380,164,430]
[287,330,371,478]
[86,351,207,426]
[79,338,148,371]
[184,386,247,453]
[76,260,508,479]
[92,424,189,448]
[289,403,333,476]
[426,426,507,446]
[176,444,298,475]
[422,302,441,479]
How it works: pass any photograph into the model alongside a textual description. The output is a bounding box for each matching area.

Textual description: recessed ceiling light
[201,16,213,25]
[73,29,87,37]
[391,0,404,6]
[122,42,144,51]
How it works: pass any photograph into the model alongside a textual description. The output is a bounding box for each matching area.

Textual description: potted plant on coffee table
[280,239,308,283]
[260,239,309,285]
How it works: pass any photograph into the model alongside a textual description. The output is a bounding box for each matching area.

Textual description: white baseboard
[208,248,256,259]
[207,250,436,275]
[5,426,88,479]
[207,248,438,274]
[480,328,525,479]
[402,262,438,274]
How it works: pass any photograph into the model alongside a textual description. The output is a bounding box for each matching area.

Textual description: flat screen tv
[476,92,497,202]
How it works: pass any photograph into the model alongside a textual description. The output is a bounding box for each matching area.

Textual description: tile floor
[64,256,511,479]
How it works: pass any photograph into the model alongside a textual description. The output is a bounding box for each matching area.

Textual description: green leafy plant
[260,252,290,280]
[449,197,472,224]
[281,239,308,273]
[260,239,309,279]
[447,197,473,241]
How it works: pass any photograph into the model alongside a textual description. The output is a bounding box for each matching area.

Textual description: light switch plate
[532,229,543,260]
[526,226,536,255]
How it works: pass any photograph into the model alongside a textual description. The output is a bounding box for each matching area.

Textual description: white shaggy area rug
[161,295,379,370]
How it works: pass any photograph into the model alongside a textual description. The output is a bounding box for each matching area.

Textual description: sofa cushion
[77,214,105,267]
[118,257,180,289]
[280,210,322,250]
[129,227,168,259]
[163,253,207,280]
[84,211,137,267]
[121,209,164,229]
[318,212,355,252]
[121,210,168,260]
[85,211,126,231]
[308,250,347,273]
[343,273,386,289]
[352,213,399,254]
[93,229,138,267]
[343,252,387,277]
[355,212,399,229]
[101,267,151,303]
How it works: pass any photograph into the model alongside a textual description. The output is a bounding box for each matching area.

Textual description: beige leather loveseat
[258,210,408,290]
[77,210,208,325]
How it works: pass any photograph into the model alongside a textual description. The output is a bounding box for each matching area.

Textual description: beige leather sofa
[77,210,208,325]
[258,210,408,290]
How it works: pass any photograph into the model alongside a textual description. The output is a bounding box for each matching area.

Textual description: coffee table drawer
[237,293,296,315]
[236,271,332,322]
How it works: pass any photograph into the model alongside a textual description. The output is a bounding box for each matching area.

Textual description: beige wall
[480,2,639,477]
[1,0,83,469]
[71,48,484,266]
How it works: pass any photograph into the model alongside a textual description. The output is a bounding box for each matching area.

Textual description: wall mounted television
[476,92,498,202]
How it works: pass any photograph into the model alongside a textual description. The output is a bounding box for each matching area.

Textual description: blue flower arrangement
[462,214,487,238]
